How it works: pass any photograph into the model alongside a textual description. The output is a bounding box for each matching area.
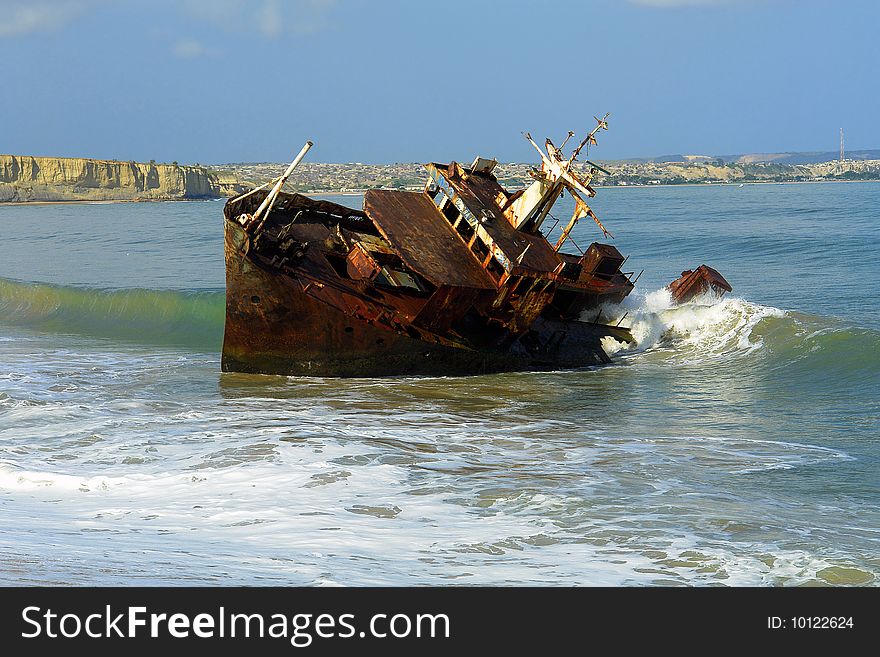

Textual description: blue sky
[1,0,877,163]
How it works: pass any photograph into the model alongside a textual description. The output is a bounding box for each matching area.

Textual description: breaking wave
[596,288,880,380]
[1,276,877,381]
[597,288,783,359]
[0,277,224,350]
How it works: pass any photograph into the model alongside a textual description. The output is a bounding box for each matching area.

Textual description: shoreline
[0,197,226,207]
[594,178,880,190]
[2,178,878,207]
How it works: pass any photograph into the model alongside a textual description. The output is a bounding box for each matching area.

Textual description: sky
[1,0,878,164]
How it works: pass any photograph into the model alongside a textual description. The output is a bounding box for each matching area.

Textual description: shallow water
[0,183,877,585]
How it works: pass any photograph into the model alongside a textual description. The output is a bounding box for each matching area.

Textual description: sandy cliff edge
[0,155,247,203]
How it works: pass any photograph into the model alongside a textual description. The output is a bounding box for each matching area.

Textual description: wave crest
[597,289,784,362]
[596,288,880,382]
[2,277,877,379]
[0,277,224,350]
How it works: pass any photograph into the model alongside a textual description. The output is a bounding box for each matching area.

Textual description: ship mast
[507,115,613,246]
[238,141,313,234]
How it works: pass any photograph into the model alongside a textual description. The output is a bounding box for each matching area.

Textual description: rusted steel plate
[414,285,487,333]
[668,265,732,303]
[363,189,496,290]
[579,243,625,279]
[225,190,366,223]
[346,243,381,280]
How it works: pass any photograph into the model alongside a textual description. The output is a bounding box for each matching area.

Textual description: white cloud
[181,0,247,28]
[172,38,217,59]
[0,0,341,40]
[182,0,338,39]
[256,0,283,38]
[0,1,90,37]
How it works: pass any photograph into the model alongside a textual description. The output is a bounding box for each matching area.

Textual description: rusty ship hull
[221,124,729,378]
[222,194,632,377]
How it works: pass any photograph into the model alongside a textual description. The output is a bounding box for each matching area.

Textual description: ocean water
[0,182,877,586]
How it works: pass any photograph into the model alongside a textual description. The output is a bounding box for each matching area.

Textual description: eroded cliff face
[0,155,247,202]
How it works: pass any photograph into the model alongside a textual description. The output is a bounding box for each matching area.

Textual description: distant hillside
[5,151,879,203]
[610,149,880,166]
[0,155,248,203]
[723,150,880,165]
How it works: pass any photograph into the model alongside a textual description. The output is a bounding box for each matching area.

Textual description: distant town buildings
[210,158,880,194]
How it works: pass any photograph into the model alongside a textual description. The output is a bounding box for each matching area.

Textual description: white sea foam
[0,414,864,586]
[0,297,875,586]
[596,288,786,361]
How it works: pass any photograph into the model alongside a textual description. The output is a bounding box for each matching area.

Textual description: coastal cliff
[0,155,247,202]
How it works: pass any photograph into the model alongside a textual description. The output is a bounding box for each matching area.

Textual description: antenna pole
[251,140,314,232]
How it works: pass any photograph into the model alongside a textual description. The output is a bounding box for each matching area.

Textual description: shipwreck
[221,117,730,377]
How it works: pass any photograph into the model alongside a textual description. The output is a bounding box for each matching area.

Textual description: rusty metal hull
[222,219,620,378]
[219,127,731,377]
[668,265,732,304]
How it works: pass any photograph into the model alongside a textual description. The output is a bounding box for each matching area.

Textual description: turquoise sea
[0,182,877,585]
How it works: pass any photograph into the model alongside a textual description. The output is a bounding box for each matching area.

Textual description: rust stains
[668,265,733,304]
[220,125,732,377]
[363,189,497,290]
